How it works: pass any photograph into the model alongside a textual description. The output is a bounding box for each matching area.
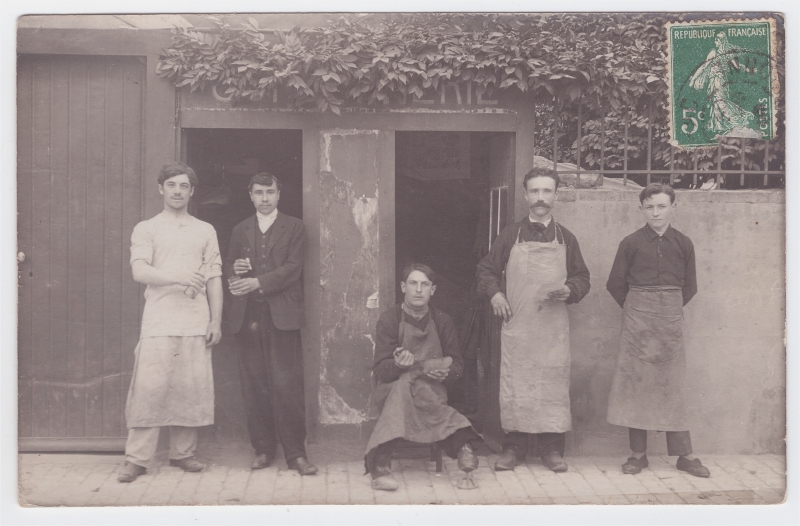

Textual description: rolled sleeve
[130,222,154,265]
[202,229,223,281]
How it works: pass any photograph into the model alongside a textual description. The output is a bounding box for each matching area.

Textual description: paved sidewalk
[19,452,785,506]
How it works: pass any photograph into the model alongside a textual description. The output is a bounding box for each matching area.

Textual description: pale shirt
[256,208,278,234]
[130,211,222,337]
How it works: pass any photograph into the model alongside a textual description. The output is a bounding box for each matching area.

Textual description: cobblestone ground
[19,452,786,506]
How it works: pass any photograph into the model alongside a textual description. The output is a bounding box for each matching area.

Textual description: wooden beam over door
[179,108,518,133]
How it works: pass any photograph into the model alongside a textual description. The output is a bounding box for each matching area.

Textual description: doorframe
[177,104,528,440]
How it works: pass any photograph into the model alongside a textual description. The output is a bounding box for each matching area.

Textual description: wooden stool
[390,440,443,472]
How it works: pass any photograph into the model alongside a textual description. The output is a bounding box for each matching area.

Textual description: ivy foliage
[156,13,669,113]
[157,13,784,186]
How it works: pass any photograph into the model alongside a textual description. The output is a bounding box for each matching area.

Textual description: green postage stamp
[666,18,779,149]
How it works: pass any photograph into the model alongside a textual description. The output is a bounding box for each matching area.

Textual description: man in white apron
[118,162,223,483]
[367,263,482,490]
[606,183,710,478]
[477,168,590,472]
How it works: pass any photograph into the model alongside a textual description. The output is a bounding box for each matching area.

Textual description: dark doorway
[394,131,514,423]
[182,128,303,447]
[184,128,303,261]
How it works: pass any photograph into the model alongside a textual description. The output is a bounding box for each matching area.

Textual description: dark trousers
[629,428,692,457]
[375,427,482,460]
[236,300,307,462]
[503,432,566,458]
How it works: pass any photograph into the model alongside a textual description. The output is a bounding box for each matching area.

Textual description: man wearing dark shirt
[366,263,481,491]
[605,182,710,478]
[477,168,590,473]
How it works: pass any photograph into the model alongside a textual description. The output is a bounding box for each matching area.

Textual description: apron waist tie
[629,285,682,292]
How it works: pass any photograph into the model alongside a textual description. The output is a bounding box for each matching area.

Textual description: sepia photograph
[5,3,797,524]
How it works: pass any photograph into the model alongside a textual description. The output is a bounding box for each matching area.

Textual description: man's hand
[229,277,261,296]
[425,367,450,382]
[206,319,222,346]
[394,348,415,368]
[233,258,252,275]
[491,292,513,322]
[547,285,571,302]
[175,270,205,291]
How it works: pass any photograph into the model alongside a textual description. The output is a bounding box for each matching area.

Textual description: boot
[494,448,517,471]
[371,451,398,491]
[117,461,146,483]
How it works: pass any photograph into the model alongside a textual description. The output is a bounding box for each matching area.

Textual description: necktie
[531,222,546,242]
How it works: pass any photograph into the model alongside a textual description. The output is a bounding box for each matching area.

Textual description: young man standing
[367,263,481,491]
[477,168,590,473]
[225,173,316,475]
[118,162,223,483]
[606,182,710,478]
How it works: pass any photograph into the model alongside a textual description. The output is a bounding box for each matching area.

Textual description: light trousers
[125,426,197,468]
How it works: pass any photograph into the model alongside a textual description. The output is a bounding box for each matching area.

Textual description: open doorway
[395,131,514,421]
[182,128,303,446]
[184,128,303,260]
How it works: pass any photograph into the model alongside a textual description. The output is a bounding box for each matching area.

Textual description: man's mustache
[531,202,551,209]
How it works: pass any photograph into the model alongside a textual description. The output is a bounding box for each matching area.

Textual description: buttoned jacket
[224,212,306,333]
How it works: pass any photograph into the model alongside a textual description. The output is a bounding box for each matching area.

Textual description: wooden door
[18,55,146,451]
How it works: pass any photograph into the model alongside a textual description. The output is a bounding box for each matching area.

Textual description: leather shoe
[250,453,274,470]
[169,456,205,472]
[287,456,318,476]
[676,456,711,478]
[457,443,478,473]
[372,471,397,491]
[494,448,518,471]
[622,454,649,474]
[117,461,146,483]
[541,451,568,472]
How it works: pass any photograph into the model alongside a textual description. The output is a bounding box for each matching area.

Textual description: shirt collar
[158,210,193,227]
[644,223,675,241]
[256,209,278,223]
[527,215,552,228]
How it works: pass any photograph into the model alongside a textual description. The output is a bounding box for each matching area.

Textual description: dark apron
[607,286,688,431]
[365,312,472,455]
[500,225,571,433]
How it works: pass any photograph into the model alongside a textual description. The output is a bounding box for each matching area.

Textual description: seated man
[365,263,482,491]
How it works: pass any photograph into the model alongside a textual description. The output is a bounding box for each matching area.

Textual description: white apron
[500,225,571,434]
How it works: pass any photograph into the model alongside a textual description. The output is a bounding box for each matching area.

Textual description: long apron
[606,286,688,431]
[365,313,472,455]
[500,225,571,434]
[125,336,215,428]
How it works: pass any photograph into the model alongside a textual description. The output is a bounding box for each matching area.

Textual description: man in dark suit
[225,172,316,475]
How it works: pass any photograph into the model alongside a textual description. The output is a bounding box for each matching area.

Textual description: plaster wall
[542,189,786,455]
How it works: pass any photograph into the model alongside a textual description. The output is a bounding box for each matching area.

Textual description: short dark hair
[523,167,559,191]
[249,172,282,192]
[158,162,198,187]
[401,262,436,285]
[639,182,676,204]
